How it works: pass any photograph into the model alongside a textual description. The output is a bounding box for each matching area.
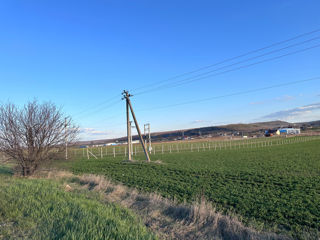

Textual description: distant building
[106,142,117,146]
[279,128,300,135]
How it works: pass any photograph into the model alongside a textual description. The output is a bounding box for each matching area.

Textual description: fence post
[113,148,115,158]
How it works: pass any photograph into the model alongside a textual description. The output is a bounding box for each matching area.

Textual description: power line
[136,77,320,112]
[82,76,320,134]
[134,36,320,95]
[73,99,122,121]
[72,94,121,119]
[79,108,126,127]
[72,29,320,122]
[130,28,320,93]
[76,29,320,138]
[134,43,320,96]
[72,95,121,118]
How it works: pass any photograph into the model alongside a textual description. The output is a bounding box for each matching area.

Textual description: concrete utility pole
[65,118,68,160]
[144,123,152,153]
[122,90,150,162]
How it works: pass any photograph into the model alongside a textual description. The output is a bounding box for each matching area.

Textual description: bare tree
[0,100,78,176]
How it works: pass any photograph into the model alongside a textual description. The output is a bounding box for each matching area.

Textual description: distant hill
[301,120,320,127]
[76,120,320,146]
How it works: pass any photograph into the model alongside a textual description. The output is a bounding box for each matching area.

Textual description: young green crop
[63,138,320,239]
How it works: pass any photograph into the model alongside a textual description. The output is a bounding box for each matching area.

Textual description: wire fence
[70,135,320,160]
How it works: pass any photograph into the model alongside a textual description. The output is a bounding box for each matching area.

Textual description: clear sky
[1,0,320,140]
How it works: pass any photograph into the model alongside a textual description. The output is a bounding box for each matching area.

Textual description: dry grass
[28,169,74,179]
[77,174,112,191]
[42,170,291,240]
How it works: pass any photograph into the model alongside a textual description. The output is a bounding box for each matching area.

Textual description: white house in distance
[279,128,301,135]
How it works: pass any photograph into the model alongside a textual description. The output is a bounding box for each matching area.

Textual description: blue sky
[0,0,320,140]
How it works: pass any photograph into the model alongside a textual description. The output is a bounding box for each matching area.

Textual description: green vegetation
[63,138,320,239]
[0,167,157,240]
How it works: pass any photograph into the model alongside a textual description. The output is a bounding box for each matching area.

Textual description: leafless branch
[0,100,79,176]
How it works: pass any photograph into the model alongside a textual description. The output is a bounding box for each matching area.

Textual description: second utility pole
[122,90,150,162]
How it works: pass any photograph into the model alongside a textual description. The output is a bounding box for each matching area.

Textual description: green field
[0,165,157,240]
[61,137,320,239]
